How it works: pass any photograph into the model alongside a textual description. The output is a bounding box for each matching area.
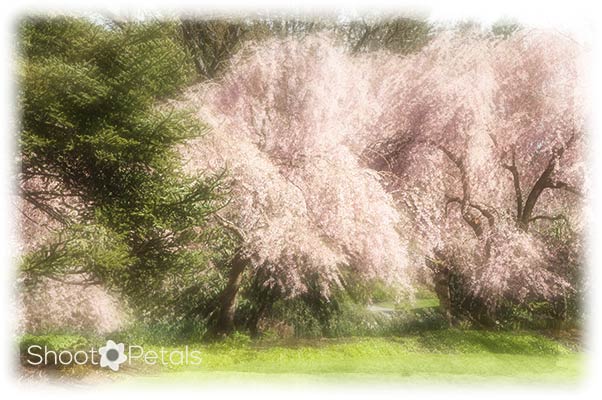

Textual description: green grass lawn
[116,330,583,384]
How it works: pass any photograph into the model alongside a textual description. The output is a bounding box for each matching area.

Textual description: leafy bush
[109,319,209,346]
[241,277,450,339]
[18,333,99,366]
[390,307,449,334]
[19,333,92,354]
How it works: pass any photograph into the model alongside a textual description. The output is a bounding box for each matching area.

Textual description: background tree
[339,15,433,54]
[178,15,434,82]
[180,18,250,80]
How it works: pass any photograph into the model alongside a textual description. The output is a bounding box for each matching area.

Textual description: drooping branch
[546,180,582,196]
[21,190,72,226]
[214,213,247,242]
[529,214,568,223]
[352,25,373,53]
[438,145,495,238]
[445,196,495,238]
[437,145,470,208]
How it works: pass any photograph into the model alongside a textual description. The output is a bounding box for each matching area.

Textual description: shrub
[18,333,97,366]
[109,319,208,346]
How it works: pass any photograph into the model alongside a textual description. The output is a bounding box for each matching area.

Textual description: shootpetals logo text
[26,340,202,371]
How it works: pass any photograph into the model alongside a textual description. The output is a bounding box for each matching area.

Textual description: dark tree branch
[437,145,492,239]
[502,148,523,221]
[353,25,373,53]
[520,150,560,230]
[546,180,582,196]
[445,196,494,237]
[214,213,247,242]
[21,191,71,225]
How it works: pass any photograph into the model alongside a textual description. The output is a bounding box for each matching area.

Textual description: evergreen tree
[18,16,223,316]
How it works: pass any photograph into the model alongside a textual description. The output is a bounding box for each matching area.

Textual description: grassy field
[115,330,583,385]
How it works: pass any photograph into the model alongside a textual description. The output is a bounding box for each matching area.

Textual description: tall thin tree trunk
[212,253,247,337]
[426,254,453,326]
[433,268,453,325]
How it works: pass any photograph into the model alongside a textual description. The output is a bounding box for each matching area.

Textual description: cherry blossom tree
[363,30,585,322]
[178,35,412,335]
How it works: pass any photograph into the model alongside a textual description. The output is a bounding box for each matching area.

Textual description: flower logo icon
[99,340,127,371]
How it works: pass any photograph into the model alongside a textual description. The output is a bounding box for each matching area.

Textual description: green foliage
[18,16,227,320]
[20,18,196,180]
[339,276,400,305]
[265,291,395,338]
[268,298,327,338]
[180,19,250,79]
[322,300,390,337]
[239,277,445,339]
[179,16,435,82]
[19,333,93,354]
[219,331,253,348]
[391,308,449,334]
[342,16,434,54]
[110,320,209,346]
[369,281,398,304]
[20,223,131,287]
[491,19,521,38]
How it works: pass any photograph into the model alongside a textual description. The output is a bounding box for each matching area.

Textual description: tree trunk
[426,255,453,326]
[211,253,247,337]
[246,280,279,337]
[433,269,453,326]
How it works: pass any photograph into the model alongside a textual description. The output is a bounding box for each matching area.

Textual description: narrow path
[366,304,395,315]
